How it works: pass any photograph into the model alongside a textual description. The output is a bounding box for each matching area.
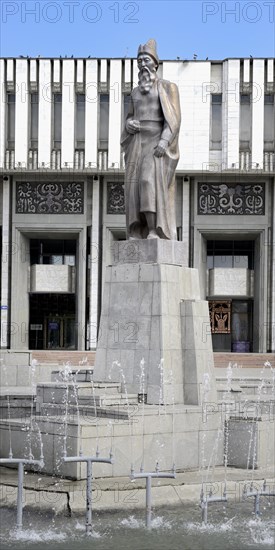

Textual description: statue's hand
[154,139,168,157]
[126,120,140,134]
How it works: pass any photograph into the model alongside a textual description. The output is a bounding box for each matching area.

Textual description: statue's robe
[121,79,181,240]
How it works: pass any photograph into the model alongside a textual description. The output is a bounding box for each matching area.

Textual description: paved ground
[1,465,274,514]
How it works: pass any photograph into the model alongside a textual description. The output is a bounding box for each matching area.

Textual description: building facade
[0,56,274,354]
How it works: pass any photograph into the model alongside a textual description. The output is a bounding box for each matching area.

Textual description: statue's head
[137,39,159,93]
[137,39,159,70]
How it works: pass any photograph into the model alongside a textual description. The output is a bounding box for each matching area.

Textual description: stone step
[216,379,274,397]
[36,383,94,408]
[214,353,274,369]
[31,350,96,366]
[91,393,138,406]
[40,402,130,420]
[51,369,93,383]
[36,382,128,411]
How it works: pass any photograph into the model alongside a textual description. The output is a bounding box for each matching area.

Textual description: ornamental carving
[107,182,125,214]
[209,300,231,334]
[16,182,84,214]
[198,183,265,215]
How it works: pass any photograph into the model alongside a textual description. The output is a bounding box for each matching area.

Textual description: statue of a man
[121,39,181,240]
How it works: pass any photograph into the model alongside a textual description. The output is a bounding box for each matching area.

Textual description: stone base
[93,240,217,405]
[112,239,189,266]
[0,405,222,479]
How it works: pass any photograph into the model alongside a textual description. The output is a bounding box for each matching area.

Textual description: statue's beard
[138,67,157,94]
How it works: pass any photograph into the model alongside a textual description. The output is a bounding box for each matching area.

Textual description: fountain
[0,236,274,544]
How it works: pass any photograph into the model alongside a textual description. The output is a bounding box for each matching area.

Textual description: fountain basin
[0,404,222,479]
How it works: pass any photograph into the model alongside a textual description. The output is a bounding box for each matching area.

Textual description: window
[99,94,109,150]
[30,239,76,266]
[240,94,251,151]
[264,94,274,152]
[53,93,62,149]
[30,93,38,149]
[207,240,254,270]
[210,94,222,150]
[76,94,85,148]
[7,93,15,149]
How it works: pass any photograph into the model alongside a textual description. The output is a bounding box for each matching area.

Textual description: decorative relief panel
[107,182,125,214]
[209,300,231,334]
[16,182,84,214]
[198,183,265,215]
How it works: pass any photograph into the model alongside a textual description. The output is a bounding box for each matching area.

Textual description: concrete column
[243,59,250,83]
[53,59,61,86]
[0,60,5,169]
[85,60,98,168]
[182,177,190,267]
[89,177,100,349]
[267,59,274,83]
[271,179,275,352]
[76,60,84,86]
[15,59,29,167]
[253,231,268,352]
[108,60,122,169]
[38,60,52,167]
[100,60,107,85]
[251,60,264,169]
[61,60,75,167]
[124,59,131,86]
[10,230,29,350]
[132,59,138,88]
[222,60,240,169]
[30,59,37,85]
[1,177,11,348]
[76,229,87,351]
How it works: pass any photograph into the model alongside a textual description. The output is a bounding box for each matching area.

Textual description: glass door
[45,315,76,349]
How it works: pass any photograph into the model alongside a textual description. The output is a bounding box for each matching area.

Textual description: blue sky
[1,0,274,59]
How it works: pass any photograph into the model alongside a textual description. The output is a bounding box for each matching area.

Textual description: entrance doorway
[209,299,253,352]
[29,294,76,350]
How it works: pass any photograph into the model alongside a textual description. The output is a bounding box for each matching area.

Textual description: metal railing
[51,149,61,169]
[5,149,15,169]
[28,149,38,169]
[264,151,274,172]
[239,151,251,170]
[74,149,85,169]
[98,150,108,171]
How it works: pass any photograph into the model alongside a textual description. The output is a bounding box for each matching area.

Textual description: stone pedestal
[93,240,217,405]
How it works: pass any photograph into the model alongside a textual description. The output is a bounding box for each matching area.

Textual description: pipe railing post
[0,457,44,530]
[146,475,152,530]
[200,484,227,525]
[243,480,275,518]
[63,452,113,534]
[130,463,176,529]
[86,460,92,533]
[17,462,24,530]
